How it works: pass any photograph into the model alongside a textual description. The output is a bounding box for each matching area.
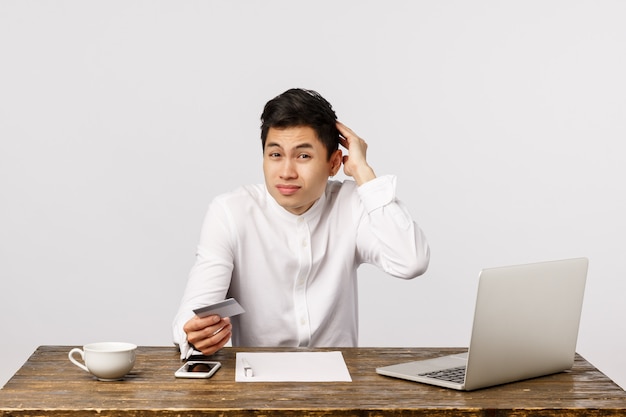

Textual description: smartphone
[175,361,221,378]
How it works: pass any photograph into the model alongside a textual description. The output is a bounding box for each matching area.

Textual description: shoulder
[324,179,361,213]
[326,178,358,197]
[209,184,267,214]
[325,176,398,214]
[212,184,264,203]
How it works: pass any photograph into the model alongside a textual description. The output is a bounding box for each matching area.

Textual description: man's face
[263,126,341,215]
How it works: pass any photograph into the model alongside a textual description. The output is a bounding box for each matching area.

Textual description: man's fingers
[186,319,232,355]
[184,315,232,355]
[184,314,220,332]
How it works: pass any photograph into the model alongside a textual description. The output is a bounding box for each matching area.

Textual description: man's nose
[279,159,298,179]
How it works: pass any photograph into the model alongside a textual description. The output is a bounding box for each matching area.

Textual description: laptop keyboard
[419,366,466,384]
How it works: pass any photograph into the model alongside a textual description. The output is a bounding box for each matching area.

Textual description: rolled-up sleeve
[356,175,430,279]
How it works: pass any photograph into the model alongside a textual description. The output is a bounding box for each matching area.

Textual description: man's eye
[268,152,281,158]
[298,154,311,159]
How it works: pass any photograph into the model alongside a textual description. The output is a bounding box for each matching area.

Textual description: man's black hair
[260,88,340,160]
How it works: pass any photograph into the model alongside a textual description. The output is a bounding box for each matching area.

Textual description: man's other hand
[183,315,232,356]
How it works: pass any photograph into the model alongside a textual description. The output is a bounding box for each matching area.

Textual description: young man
[172,88,430,358]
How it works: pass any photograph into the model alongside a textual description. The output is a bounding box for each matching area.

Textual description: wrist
[353,165,376,186]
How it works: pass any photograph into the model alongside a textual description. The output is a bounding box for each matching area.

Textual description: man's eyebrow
[295,143,314,149]
[265,142,314,150]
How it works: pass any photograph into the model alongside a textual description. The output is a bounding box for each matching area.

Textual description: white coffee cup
[68,342,137,381]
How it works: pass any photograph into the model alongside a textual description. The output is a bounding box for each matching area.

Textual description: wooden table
[1,346,625,416]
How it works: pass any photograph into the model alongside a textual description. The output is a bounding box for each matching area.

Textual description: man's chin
[274,197,315,216]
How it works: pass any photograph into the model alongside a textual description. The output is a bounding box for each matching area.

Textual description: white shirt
[172,175,429,358]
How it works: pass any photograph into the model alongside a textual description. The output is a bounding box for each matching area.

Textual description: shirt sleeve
[172,198,235,359]
[356,175,430,279]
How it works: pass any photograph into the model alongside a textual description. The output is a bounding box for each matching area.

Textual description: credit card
[193,298,245,318]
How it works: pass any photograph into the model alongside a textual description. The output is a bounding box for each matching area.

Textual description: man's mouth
[276,184,300,196]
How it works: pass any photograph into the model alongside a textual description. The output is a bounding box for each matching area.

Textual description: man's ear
[329,149,343,176]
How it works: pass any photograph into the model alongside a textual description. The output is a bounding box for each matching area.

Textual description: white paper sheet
[235,351,352,382]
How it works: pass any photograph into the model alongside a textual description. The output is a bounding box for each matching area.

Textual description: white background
[1,1,624,389]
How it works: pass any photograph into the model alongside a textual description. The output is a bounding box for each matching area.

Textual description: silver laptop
[376,257,588,391]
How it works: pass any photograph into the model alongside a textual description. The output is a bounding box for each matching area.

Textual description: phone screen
[175,361,221,378]
[186,362,216,372]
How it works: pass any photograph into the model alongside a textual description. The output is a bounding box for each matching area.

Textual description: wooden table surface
[1,346,625,416]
